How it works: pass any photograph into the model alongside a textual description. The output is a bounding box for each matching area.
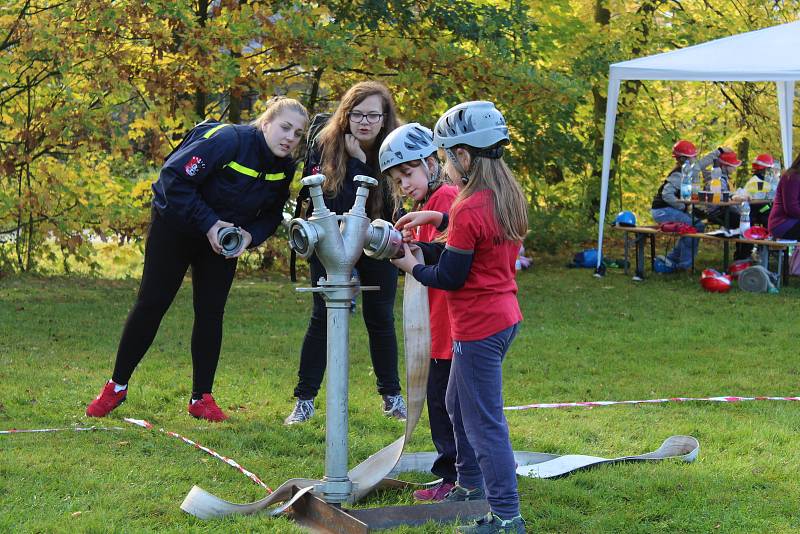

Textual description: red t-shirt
[417,185,459,359]
[445,189,522,341]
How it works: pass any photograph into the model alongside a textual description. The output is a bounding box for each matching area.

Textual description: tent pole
[777,81,795,170]
[595,73,621,277]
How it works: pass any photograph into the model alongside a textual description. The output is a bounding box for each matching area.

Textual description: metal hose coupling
[217,226,243,257]
[288,219,320,260]
[363,219,404,260]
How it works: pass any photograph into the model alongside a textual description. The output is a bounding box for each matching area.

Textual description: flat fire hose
[181,257,701,519]
[515,435,699,479]
[181,251,432,519]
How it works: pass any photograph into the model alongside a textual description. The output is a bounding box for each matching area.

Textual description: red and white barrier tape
[0,418,271,493]
[122,418,271,493]
[504,395,800,411]
[0,425,124,434]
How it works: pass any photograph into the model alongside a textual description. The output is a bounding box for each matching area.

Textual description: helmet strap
[422,159,441,192]
[446,148,470,185]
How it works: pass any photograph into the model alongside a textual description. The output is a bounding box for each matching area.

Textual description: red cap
[752,153,774,170]
[672,140,698,158]
[719,151,742,167]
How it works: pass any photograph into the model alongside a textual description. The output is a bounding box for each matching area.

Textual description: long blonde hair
[317,81,400,218]
[250,96,309,148]
[451,153,528,242]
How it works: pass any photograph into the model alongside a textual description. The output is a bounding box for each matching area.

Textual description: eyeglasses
[348,111,384,124]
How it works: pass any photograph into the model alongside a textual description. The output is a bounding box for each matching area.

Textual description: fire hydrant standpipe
[290,174,390,504]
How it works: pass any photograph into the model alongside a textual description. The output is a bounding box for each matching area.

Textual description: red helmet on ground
[700,269,733,293]
[752,153,775,171]
[719,151,742,167]
[728,259,753,276]
[672,140,698,158]
[743,225,770,240]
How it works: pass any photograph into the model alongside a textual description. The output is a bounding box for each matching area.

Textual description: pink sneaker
[86,381,127,417]
[188,394,229,422]
[413,480,455,502]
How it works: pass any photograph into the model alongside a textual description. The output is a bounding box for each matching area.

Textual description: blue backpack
[571,248,601,268]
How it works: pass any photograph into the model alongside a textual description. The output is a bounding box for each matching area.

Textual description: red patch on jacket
[184,156,205,177]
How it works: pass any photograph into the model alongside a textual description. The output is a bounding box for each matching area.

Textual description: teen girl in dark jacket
[86,97,308,422]
[285,81,406,425]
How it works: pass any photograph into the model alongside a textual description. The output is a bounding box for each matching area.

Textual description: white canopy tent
[596,20,800,272]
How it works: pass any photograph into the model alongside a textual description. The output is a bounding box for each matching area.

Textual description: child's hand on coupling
[400,228,415,243]
[390,243,421,274]
[344,134,367,163]
[394,211,443,232]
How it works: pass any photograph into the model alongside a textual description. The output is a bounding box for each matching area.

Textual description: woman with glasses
[285,81,407,425]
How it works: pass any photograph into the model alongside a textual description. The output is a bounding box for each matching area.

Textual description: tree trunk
[306,67,324,116]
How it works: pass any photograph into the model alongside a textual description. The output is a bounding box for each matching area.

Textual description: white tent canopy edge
[595,20,800,273]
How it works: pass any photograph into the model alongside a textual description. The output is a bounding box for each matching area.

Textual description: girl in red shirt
[392,102,528,534]
[379,123,459,501]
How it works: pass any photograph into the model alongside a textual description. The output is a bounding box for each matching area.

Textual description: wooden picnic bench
[610,224,792,286]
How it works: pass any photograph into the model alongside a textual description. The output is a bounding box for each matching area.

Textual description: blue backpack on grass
[570,248,601,269]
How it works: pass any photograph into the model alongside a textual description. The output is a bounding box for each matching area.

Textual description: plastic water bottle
[739,200,751,235]
[768,163,780,200]
[680,161,692,200]
[690,162,701,201]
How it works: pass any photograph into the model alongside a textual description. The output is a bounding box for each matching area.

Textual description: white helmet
[379,123,436,172]
[433,101,509,149]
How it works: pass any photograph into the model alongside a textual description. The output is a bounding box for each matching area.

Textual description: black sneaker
[443,484,486,502]
[457,512,526,533]
[284,398,314,425]
[382,394,407,421]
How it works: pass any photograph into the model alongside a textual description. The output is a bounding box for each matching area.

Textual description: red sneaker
[413,480,455,502]
[188,394,228,422]
[86,381,127,417]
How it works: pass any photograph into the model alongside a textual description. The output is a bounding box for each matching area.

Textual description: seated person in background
[651,140,728,270]
[744,153,776,203]
[700,150,741,227]
[731,153,776,259]
[768,152,800,240]
[698,150,755,261]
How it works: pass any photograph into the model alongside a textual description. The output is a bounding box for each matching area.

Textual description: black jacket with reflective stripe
[152,123,295,247]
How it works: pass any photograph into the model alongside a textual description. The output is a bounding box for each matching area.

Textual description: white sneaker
[382,394,407,421]
[284,398,315,425]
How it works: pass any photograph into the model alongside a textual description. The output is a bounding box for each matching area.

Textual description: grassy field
[2,257,799,533]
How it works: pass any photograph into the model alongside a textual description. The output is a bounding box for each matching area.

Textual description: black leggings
[111,211,237,396]
[294,254,400,399]
[428,358,457,482]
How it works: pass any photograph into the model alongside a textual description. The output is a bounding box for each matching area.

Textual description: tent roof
[611,20,800,82]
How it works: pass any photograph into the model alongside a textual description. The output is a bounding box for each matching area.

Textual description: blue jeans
[446,323,520,519]
[651,207,705,269]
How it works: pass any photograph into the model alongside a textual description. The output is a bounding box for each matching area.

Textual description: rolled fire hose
[738,265,777,293]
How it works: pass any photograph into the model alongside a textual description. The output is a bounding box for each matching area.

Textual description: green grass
[2,259,800,533]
